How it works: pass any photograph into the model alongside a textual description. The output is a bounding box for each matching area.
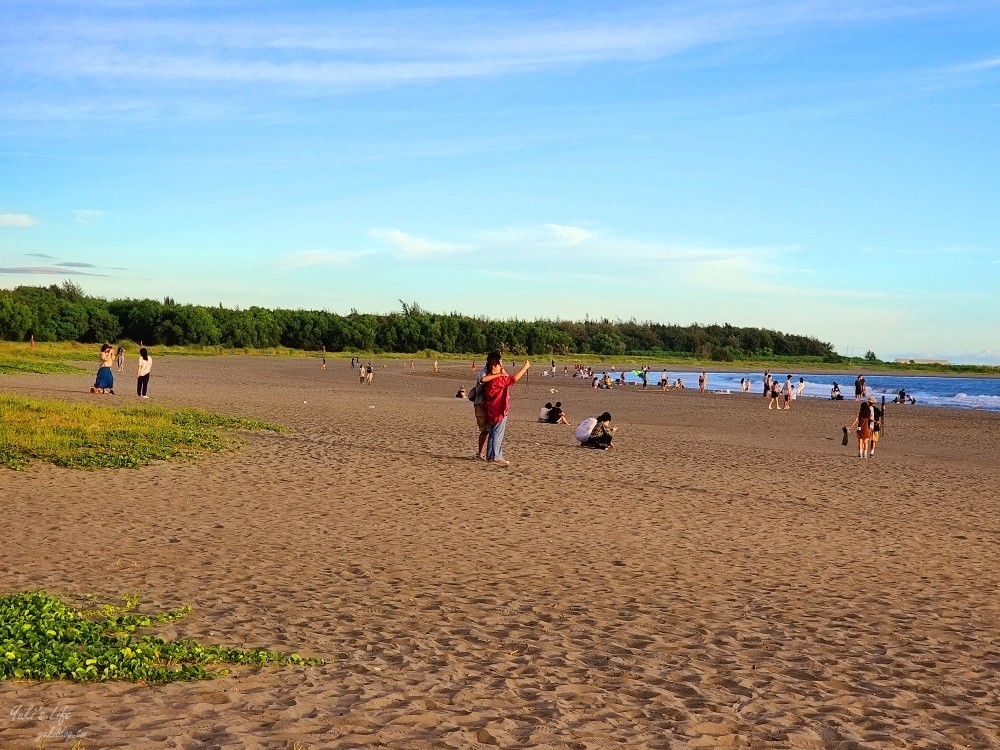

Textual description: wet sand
[2,357,999,749]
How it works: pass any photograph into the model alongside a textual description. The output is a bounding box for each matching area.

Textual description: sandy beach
[2,356,999,749]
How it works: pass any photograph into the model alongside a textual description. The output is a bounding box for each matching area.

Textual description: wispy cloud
[27,252,57,259]
[948,55,1000,73]
[73,209,106,223]
[369,228,470,259]
[0,213,36,227]
[274,249,369,270]
[56,261,98,268]
[0,266,105,276]
[2,2,968,92]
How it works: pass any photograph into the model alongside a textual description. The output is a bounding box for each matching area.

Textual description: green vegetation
[0,341,90,374]
[2,285,996,373]
[2,283,834,360]
[0,591,322,683]
[0,395,281,471]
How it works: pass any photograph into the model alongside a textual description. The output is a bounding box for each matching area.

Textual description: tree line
[0,283,838,361]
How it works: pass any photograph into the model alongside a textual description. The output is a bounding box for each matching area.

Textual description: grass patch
[0,343,89,375]
[0,358,84,375]
[0,395,281,471]
[0,591,323,683]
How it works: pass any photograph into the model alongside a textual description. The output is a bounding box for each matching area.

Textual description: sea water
[607,370,1000,412]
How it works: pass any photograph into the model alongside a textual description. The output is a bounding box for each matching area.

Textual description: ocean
[597,369,1000,413]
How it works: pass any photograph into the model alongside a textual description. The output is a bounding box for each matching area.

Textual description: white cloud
[0,213,37,227]
[74,209,106,223]
[274,249,368,270]
[544,224,592,245]
[369,228,470,258]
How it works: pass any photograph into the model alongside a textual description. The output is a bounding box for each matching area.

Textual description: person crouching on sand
[582,412,617,450]
[480,352,530,466]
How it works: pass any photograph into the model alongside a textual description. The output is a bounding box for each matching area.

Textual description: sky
[1,1,998,363]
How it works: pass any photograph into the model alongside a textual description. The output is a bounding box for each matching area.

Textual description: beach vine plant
[0,591,323,683]
[0,395,281,471]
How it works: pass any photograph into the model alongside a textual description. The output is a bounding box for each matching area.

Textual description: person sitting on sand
[456,387,467,399]
[675,378,685,389]
[547,401,569,425]
[831,382,843,400]
[538,402,554,422]
[582,412,617,450]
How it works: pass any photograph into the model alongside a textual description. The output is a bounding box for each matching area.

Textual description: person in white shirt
[136,347,153,398]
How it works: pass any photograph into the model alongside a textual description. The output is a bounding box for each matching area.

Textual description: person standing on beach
[847,396,877,457]
[870,401,883,457]
[783,375,794,409]
[855,374,865,401]
[472,361,489,460]
[797,377,806,397]
[115,346,125,372]
[698,372,707,393]
[768,378,781,409]
[480,352,531,466]
[136,347,152,398]
[763,371,771,398]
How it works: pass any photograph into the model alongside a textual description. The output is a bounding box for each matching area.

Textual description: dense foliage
[1,284,836,360]
[0,591,321,683]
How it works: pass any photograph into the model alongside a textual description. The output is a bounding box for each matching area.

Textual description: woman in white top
[136,347,153,398]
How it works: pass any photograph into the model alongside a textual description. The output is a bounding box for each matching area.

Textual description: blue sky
[1,1,998,362]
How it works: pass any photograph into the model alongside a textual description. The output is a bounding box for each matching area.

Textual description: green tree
[589,332,626,356]
[0,291,35,341]
[156,305,220,346]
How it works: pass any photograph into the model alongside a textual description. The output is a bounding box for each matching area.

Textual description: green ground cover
[0,395,281,470]
[0,591,322,683]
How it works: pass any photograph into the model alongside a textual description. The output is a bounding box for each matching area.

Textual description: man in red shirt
[480,352,531,465]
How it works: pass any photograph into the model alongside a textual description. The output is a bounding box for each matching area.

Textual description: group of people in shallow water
[91,344,153,397]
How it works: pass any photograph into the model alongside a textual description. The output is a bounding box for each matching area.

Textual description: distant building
[895,358,950,365]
